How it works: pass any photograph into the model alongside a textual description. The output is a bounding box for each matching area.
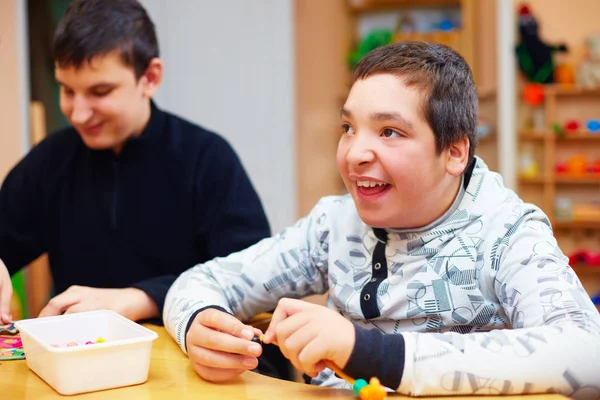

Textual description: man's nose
[70,98,93,124]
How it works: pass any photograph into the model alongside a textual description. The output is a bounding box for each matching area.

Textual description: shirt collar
[125,99,165,147]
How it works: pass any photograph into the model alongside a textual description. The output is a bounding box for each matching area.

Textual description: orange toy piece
[565,155,588,175]
[522,83,545,107]
[359,377,387,400]
[555,63,575,85]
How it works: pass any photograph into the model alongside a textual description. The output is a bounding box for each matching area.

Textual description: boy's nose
[346,136,376,166]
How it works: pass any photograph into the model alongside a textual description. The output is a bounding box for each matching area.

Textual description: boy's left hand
[263,298,355,378]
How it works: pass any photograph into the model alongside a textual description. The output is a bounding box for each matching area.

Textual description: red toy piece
[569,251,600,266]
[564,119,580,134]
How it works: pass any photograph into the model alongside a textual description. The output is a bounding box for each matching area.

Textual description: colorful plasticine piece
[251,335,387,399]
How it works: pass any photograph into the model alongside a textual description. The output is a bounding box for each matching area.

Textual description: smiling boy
[164,42,600,397]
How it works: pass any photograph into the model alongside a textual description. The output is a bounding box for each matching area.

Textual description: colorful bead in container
[50,337,106,348]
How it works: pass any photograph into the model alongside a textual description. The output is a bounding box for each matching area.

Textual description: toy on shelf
[522,83,545,130]
[587,119,600,134]
[519,148,539,178]
[554,62,576,86]
[348,29,393,70]
[515,4,568,84]
[563,119,581,134]
[577,34,600,89]
[591,293,600,307]
[476,115,493,140]
[556,155,600,176]
[565,155,589,175]
[569,250,600,267]
[557,201,600,223]
[555,197,573,221]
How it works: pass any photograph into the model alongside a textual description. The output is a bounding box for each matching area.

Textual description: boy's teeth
[357,181,386,187]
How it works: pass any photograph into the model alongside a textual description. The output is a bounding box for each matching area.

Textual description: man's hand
[0,259,13,324]
[186,308,263,382]
[263,298,355,378]
[38,286,159,321]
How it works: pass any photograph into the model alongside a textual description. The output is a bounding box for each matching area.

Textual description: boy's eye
[341,123,355,136]
[381,128,401,138]
[93,89,113,97]
[62,88,74,97]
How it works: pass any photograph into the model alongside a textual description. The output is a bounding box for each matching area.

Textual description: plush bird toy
[515,4,567,83]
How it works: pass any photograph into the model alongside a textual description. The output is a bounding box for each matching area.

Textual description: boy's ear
[445,136,469,176]
[140,58,163,98]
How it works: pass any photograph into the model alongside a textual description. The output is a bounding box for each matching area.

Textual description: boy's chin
[356,212,393,229]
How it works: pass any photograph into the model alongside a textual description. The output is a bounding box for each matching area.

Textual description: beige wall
[0,0,27,182]
[523,0,600,66]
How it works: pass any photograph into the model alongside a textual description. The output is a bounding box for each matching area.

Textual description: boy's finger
[190,322,262,357]
[188,344,259,370]
[264,298,307,343]
[197,308,254,340]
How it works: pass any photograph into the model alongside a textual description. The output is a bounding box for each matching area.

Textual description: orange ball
[523,83,545,107]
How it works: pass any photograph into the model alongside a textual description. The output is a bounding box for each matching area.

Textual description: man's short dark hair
[53,0,159,79]
[353,41,478,166]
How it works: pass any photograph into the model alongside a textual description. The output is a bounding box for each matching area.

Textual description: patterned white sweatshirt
[164,158,600,398]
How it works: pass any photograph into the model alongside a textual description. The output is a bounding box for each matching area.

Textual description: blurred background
[1,0,599,320]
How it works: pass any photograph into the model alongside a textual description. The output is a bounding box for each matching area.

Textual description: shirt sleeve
[163,198,333,354]
[134,135,271,323]
[394,210,600,397]
[194,135,271,259]
[0,150,46,275]
[129,274,178,323]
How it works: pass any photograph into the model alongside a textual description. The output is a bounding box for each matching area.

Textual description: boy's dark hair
[53,0,159,79]
[353,41,478,167]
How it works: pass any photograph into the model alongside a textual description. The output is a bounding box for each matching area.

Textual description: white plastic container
[14,310,158,395]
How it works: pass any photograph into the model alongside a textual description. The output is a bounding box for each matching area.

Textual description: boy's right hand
[0,259,13,324]
[186,308,263,382]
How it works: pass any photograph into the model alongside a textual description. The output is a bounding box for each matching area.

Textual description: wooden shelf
[518,175,546,184]
[557,132,600,141]
[347,0,460,12]
[518,131,600,141]
[555,174,600,184]
[519,131,547,140]
[554,220,600,230]
[542,84,600,97]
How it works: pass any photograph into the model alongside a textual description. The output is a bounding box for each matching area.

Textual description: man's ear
[445,136,470,176]
[140,58,163,98]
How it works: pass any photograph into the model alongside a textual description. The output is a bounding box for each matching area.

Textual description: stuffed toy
[515,4,567,83]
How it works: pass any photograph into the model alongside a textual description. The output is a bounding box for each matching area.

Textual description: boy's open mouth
[356,181,391,197]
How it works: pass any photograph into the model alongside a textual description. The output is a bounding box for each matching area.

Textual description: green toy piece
[348,30,393,69]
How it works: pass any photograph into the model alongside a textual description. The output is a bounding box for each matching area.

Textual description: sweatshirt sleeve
[163,198,333,354]
[394,210,600,398]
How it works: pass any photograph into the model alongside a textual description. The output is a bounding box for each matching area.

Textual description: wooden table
[1,325,567,399]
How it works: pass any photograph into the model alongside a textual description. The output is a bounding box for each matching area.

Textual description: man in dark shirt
[0,0,270,325]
